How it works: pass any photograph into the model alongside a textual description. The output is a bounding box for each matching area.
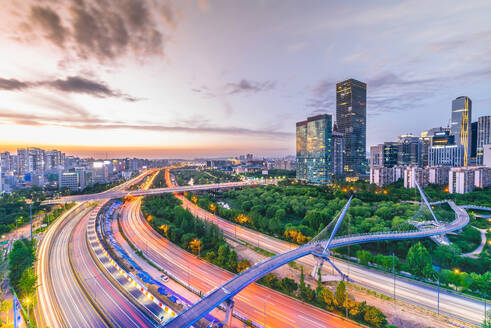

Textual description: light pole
[263,295,271,328]
[24,297,30,328]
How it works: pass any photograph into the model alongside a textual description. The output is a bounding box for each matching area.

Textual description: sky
[0,0,490,159]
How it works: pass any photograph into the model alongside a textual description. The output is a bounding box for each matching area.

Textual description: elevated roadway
[42,181,270,205]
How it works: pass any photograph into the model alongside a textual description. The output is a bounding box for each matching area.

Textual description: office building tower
[474,167,491,189]
[383,142,399,168]
[370,144,384,168]
[470,121,478,165]
[429,130,464,167]
[450,96,472,166]
[332,129,344,178]
[397,134,421,166]
[336,78,367,176]
[420,137,431,167]
[296,114,333,184]
[477,116,491,165]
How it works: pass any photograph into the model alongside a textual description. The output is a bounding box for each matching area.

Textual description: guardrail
[86,202,176,324]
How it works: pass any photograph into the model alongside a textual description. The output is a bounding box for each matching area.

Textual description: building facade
[383,142,399,168]
[336,79,367,177]
[477,115,491,165]
[332,131,344,178]
[450,96,472,166]
[370,144,384,168]
[403,166,429,189]
[296,114,333,184]
[449,168,474,194]
[428,166,450,185]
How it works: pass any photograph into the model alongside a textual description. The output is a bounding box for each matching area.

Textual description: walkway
[461,227,488,258]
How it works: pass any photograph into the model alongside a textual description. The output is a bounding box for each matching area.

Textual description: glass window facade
[336,79,366,176]
[450,96,472,166]
[296,115,333,184]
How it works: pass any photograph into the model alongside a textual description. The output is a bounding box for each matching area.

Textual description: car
[160,274,169,283]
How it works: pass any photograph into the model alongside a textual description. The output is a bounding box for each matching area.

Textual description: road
[168,171,486,326]
[42,180,273,205]
[36,171,159,327]
[120,197,361,328]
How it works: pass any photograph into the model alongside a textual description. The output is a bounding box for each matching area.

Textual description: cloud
[17,0,174,63]
[30,6,69,46]
[225,79,276,95]
[0,78,31,91]
[0,76,140,101]
[0,109,292,139]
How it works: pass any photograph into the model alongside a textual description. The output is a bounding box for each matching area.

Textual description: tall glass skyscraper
[336,79,367,177]
[450,96,472,166]
[296,114,333,184]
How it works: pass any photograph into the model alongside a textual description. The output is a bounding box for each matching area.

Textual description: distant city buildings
[332,129,344,178]
[296,114,333,184]
[336,78,367,177]
[367,92,490,193]
[0,147,162,193]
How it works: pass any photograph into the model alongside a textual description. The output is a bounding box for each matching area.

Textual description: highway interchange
[32,168,489,327]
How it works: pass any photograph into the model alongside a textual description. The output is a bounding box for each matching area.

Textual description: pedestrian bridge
[165,196,470,328]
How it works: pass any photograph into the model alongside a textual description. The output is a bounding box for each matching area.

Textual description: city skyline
[1,1,491,158]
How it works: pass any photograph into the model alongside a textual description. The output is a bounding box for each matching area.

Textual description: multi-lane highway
[168,175,486,326]
[119,197,361,328]
[36,170,159,327]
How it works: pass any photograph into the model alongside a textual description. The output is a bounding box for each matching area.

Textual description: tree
[188,238,203,257]
[280,278,298,296]
[363,305,387,328]
[18,268,37,298]
[356,250,372,266]
[335,281,346,309]
[406,242,434,278]
[237,260,251,273]
[319,288,335,310]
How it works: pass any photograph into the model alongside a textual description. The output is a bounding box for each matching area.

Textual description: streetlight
[24,297,30,328]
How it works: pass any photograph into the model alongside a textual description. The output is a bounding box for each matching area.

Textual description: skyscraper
[383,142,399,168]
[450,96,472,166]
[296,114,333,184]
[336,79,367,177]
[470,121,478,165]
[477,116,491,165]
[332,125,344,178]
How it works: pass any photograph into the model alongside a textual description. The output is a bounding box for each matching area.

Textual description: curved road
[120,198,360,328]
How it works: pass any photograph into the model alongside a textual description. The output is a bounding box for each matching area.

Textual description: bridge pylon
[223,298,234,328]
[309,196,354,282]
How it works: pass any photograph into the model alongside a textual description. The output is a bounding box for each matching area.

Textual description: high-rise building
[470,121,478,165]
[429,130,464,167]
[397,134,421,166]
[332,130,344,178]
[428,166,450,185]
[336,78,366,177]
[450,96,472,166]
[449,167,475,194]
[477,116,491,165]
[296,114,333,184]
[370,144,384,168]
[383,142,399,168]
[484,144,491,167]
[403,166,429,189]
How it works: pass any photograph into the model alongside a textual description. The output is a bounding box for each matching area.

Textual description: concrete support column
[224,298,234,328]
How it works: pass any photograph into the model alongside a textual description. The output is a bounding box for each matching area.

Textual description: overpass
[42,180,273,205]
[165,197,470,328]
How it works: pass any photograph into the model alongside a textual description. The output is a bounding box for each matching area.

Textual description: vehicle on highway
[160,274,169,283]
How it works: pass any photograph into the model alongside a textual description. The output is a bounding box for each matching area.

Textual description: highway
[42,180,272,204]
[36,171,159,327]
[119,197,361,328]
[168,171,486,326]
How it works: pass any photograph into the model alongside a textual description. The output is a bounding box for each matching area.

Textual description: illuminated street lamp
[24,297,30,328]
[453,268,460,274]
